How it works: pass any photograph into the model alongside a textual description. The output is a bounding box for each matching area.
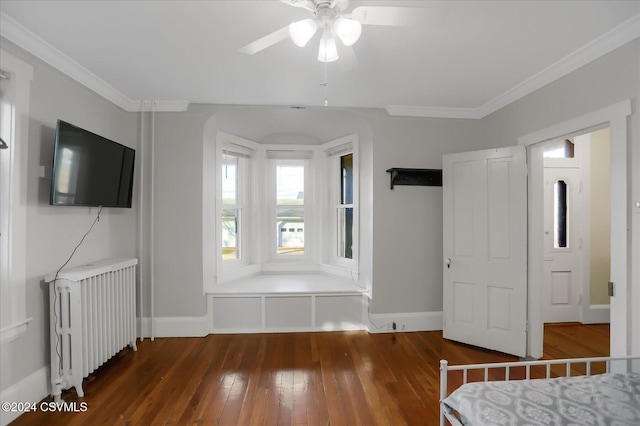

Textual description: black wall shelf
[386,168,443,189]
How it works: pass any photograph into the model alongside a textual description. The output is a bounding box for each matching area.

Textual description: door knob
[445,258,451,269]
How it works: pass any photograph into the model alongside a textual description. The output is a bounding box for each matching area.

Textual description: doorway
[522,99,630,359]
[541,128,611,324]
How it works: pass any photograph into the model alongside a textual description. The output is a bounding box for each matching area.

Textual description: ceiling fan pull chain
[322,61,329,106]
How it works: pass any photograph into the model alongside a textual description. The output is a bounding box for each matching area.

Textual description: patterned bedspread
[443,372,640,425]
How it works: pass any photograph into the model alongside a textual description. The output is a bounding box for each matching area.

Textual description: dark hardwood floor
[10,323,609,426]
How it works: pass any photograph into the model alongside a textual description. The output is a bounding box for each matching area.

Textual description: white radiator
[45,258,138,400]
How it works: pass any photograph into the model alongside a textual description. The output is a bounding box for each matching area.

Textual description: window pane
[554,180,568,248]
[222,155,237,205]
[276,208,304,255]
[341,153,353,204]
[277,164,304,205]
[338,207,353,259]
[222,209,239,260]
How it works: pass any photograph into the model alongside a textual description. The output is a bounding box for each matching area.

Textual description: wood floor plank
[9,324,609,426]
[163,336,226,425]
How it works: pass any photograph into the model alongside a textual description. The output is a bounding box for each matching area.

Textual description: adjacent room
[1,1,638,425]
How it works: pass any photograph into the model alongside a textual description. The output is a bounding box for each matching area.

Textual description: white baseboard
[211,324,367,334]
[582,304,611,324]
[138,318,367,336]
[138,316,211,338]
[0,366,49,426]
[138,299,214,338]
[367,311,443,333]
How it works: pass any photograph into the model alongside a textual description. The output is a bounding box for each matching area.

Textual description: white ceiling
[1,1,638,118]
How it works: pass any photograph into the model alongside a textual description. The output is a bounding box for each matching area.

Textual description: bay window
[213,133,358,284]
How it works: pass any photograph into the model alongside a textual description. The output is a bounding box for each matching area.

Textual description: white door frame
[519,100,631,359]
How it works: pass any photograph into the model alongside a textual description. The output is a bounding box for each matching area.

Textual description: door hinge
[608,281,615,297]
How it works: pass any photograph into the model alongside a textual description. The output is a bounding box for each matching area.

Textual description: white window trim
[215,132,261,282]
[321,134,359,276]
[266,155,313,265]
[0,50,33,343]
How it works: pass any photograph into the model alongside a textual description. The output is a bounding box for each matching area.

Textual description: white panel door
[443,146,528,357]
[543,163,582,323]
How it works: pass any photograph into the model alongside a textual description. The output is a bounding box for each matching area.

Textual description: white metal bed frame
[439,355,640,426]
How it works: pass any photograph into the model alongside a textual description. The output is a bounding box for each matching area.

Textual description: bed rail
[439,355,640,426]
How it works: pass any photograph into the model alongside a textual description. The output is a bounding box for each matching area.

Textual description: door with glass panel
[543,159,582,322]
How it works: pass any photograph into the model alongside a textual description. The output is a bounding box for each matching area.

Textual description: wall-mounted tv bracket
[386,168,442,190]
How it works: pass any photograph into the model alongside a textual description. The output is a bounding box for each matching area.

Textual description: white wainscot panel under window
[316,295,364,330]
[212,297,262,329]
[266,296,312,329]
[209,274,366,333]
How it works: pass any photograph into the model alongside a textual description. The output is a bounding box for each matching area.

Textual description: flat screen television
[50,120,135,208]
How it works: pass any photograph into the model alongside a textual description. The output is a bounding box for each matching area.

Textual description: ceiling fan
[239,0,425,63]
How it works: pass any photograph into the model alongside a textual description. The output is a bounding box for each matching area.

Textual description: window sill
[0,317,33,344]
[208,272,367,296]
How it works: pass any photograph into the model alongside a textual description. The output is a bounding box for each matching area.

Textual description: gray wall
[147,106,212,317]
[368,112,479,313]
[0,39,138,394]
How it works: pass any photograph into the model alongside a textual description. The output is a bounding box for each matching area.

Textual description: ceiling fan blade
[279,0,315,12]
[351,6,427,27]
[238,26,291,55]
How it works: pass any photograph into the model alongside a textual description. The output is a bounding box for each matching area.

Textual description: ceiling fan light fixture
[334,17,362,46]
[289,18,318,47]
[317,30,339,62]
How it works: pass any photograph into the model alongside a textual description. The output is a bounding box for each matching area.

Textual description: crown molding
[388,13,640,120]
[134,100,191,112]
[385,105,483,120]
[0,12,189,113]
